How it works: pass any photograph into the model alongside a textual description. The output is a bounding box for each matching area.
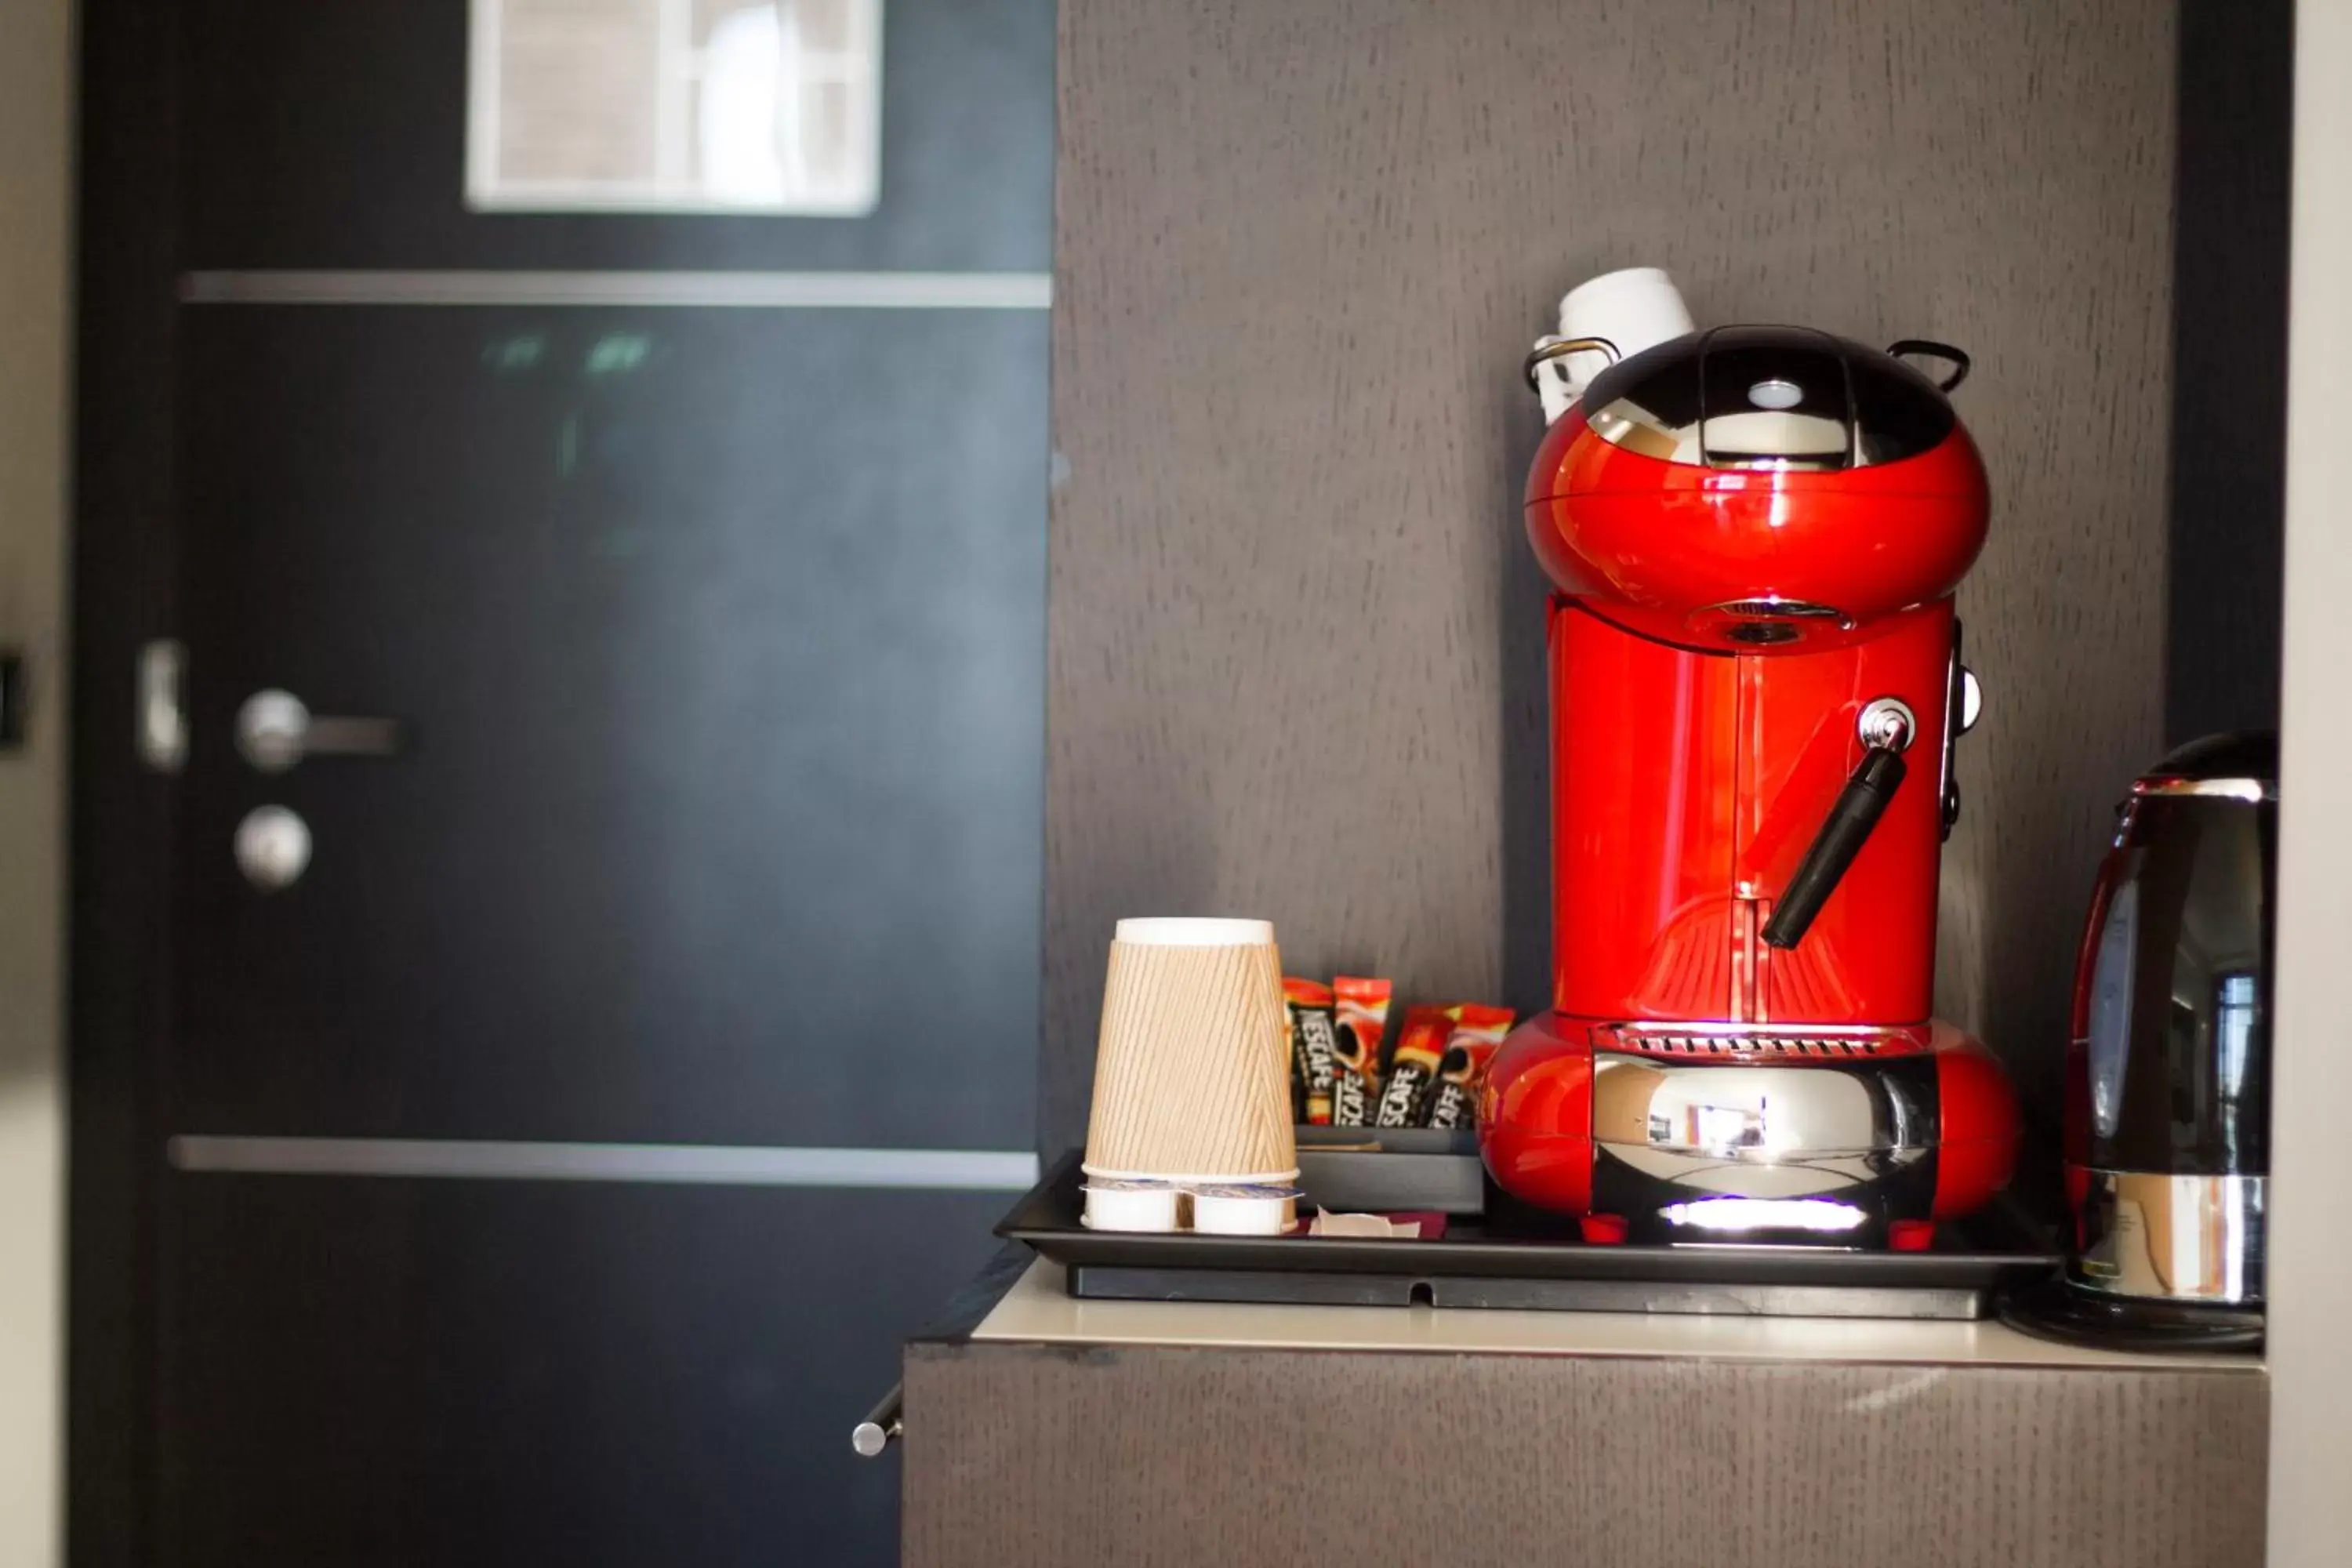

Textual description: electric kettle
[2062,732,2274,1327]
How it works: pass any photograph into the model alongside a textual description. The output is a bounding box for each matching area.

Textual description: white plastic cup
[1534,267,1696,421]
[1082,1180,1184,1232]
[1188,1184,1301,1236]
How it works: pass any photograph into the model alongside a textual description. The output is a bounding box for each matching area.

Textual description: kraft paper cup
[1082,917,1299,1187]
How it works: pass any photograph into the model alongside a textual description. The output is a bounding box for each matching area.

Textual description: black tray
[996,1152,2061,1319]
[1294,1123,1485,1211]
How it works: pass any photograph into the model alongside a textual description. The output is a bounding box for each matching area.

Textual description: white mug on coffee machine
[1529,266,1695,423]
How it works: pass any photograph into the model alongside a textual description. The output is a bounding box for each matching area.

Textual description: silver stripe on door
[179,269,1053,310]
[168,1135,1041,1190]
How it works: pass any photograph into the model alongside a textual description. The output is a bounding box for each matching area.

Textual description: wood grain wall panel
[1044,0,2177,1166]
[903,1341,2266,1568]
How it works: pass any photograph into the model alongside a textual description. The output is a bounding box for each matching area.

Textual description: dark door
[71,2,1053,1563]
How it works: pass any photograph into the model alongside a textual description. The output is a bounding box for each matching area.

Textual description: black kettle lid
[2143,731,2278,787]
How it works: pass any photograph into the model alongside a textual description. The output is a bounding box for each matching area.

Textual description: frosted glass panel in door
[467,0,881,213]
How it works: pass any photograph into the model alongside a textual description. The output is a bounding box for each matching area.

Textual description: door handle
[851,1381,903,1457]
[236,688,405,773]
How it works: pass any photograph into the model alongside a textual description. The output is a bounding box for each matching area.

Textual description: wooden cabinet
[901,1262,2267,1568]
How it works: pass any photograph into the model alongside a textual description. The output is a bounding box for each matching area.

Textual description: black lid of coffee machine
[1575,325,1961,471]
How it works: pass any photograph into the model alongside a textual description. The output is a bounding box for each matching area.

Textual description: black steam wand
[1761,699,1915,950]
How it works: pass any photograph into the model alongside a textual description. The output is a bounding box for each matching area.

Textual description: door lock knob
[234,805,311,891]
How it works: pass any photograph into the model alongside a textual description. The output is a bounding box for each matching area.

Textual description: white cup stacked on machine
[1529,266,1696,423]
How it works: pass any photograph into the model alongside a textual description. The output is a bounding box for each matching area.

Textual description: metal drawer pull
[237,688,405,772]
[851,1382,903,1457]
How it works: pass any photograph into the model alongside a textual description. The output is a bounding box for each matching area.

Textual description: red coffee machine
[1479,318,2020,1248]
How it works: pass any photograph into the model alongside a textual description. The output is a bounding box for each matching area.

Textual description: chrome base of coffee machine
[1590,1047,1944,1248]
[1482,1014,2020,1248]
[2000,1168,2266,1352]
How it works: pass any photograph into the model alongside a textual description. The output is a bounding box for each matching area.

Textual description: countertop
[971,1257,2263,1371]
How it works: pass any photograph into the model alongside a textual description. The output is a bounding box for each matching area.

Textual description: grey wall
[1042,0,2183,1176]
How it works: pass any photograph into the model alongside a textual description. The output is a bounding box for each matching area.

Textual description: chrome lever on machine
[236,688,405,773]
[851,1381,904,1458]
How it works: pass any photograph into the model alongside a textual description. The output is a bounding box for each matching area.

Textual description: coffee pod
[1189,1183,1301,1236]
[1083,917,1299,1188]
[1081,1179,1183,1232]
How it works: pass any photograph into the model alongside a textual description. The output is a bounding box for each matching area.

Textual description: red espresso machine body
[1480,326,2020,1245]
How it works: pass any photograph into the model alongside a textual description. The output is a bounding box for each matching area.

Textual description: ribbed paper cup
[1082,918,1298,1185]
